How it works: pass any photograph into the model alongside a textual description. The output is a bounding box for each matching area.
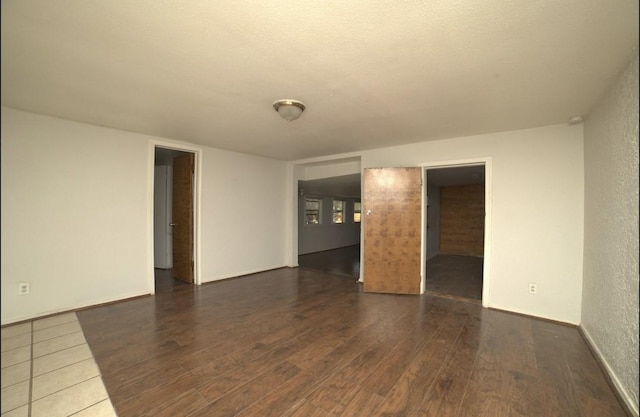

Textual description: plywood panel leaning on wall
[439,184,485,257]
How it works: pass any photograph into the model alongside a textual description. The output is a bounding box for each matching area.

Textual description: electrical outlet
[528,282,537,295]
[18,282,30,295]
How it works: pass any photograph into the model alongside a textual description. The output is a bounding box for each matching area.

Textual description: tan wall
[439,184,485,256]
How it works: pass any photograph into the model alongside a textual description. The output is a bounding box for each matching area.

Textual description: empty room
[1,1,638,417]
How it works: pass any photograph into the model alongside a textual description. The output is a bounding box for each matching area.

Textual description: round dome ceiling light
[273,99,306,122]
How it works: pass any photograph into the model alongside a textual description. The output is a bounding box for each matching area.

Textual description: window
[332,199,345,223]
[354,201,362,223]
[305,197,322,225]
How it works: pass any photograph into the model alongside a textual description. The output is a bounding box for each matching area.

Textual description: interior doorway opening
[153,146,196,292]
[297,174,362,279]
[293,157,362,280]
[424,164,486,302]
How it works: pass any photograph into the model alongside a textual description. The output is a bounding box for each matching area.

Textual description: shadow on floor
[156,251,482,302]
[154,268,190,292]
[298,245,360,279]
[425,254,483,302]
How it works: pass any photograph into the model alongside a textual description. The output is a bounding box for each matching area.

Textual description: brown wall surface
[439,184,485,256]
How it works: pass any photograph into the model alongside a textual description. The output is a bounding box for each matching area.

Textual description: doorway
[290,158,491,305]
[297,173,362,279]
[424,164,487,302]
[153,146,198,292]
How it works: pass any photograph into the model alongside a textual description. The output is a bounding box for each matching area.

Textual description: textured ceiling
[1,1,638,161]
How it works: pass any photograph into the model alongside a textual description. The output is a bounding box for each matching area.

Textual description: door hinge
[191,261,194,270]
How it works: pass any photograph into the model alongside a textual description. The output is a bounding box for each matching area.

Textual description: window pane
[354,201,361,223]
[305,198,322,225]
[332,199,345,224]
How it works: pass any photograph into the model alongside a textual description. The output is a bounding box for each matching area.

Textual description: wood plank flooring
[76,268,628,417]
[425,254,484,302]
[298,247,483,302]
[298,245,361,279]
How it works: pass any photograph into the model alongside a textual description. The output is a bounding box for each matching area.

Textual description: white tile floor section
[1,312,117,417]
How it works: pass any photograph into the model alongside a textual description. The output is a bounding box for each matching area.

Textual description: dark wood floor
[154,267,191,292]
[76,267,628,417]
[298,247,483,302]
[298,245,360,279]
[425,254,484,302]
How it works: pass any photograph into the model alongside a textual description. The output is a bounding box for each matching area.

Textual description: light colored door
[172,153,194,283]
[153,166,173,269]
[363,167,422,294]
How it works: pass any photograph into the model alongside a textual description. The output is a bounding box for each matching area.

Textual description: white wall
[582,51,639,415]
[298,195,361,254]
[303,159,360,180]
[364,125,584,323]
[1,107,289,324]
[293,159,362,256]
[199,146,288,281]
[1,106,588,329]
[293,123,585,324]
[1,107,149,323]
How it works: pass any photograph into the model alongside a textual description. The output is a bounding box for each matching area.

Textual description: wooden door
[172,153,194,283]
[363,167,422,294]
[153,166,171,269]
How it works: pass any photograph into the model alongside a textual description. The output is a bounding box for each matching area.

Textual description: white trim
[287,162,299,267]
[148,140,203,293]
[291,153,362,166]
[420,168,426,294]
[418,157,491,168]
[580,326,639,417]
[358,167,364,283]
[420,157,492,307]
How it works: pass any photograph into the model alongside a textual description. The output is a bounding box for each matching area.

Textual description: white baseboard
[580,325,639,417]
[202,264,287,283]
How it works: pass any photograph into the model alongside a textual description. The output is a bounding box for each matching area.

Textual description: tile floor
[1,312,117,417]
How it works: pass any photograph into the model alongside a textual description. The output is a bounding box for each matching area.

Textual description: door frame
[147,140,203,293]
[288,155,363,267]
[420,157,492,307]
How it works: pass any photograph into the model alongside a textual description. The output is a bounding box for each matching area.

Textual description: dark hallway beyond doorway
[155,268,189,292]
[425,254,483,302]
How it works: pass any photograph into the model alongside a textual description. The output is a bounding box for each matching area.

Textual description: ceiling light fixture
[273,99,306,122]
[568,115,584,125]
